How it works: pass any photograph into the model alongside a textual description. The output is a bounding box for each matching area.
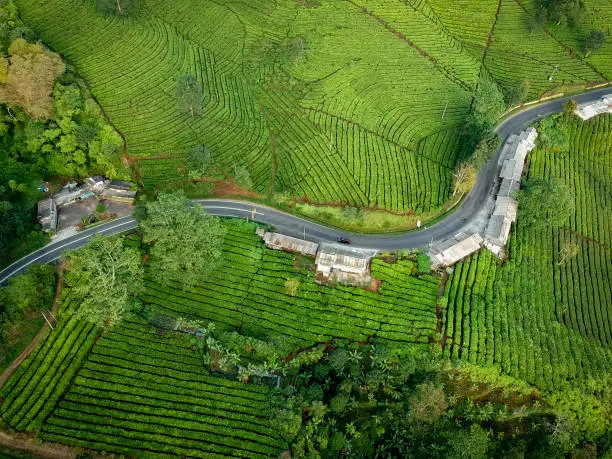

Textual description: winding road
[0,87,610,285]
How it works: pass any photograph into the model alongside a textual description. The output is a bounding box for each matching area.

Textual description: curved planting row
[441,113,612,390]
[0,275,100,432]
[485,0,602,97]
[141,221,439,350]
[41,319,283,458]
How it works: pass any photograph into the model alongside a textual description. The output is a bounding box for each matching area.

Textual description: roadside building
[429,233,483,268]
[258,230,319,257]
[574,94,612,120]
[315,243,371,277]
[101,180,136,202]
[37,198,57,233]
[85,175,108,194]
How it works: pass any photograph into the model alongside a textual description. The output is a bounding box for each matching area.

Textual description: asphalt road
[0,87,609,284]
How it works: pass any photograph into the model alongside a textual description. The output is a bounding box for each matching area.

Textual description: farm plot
[40,319,284,458]
[0,272,100,432]
[441,113,612,390]
[485,0,602,97]
[141,221,440,350]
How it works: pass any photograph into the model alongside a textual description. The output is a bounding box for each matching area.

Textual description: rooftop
[262,232,319,257]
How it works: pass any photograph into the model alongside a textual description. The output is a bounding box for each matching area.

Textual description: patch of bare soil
[0,431,79,459]
[209,179,262,198]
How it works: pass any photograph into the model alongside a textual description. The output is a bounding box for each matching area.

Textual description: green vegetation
[139,190,226,288]
[141,220,439,349]
[0,271,99,432]
[63,235,143,327]
[0,264,55,371]
[0,0,129,266]
[441,113,612,447]
[12,0,610,216]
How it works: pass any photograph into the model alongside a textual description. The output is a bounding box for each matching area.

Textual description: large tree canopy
[517,177,574,229]
[140,190,225,287]
[535,0,585,26]
[65,235,143,327]
[176,74,203,117]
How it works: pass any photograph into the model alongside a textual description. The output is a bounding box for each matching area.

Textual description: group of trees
[64,190,225,327]
[269,341,601,458]
[533,0,606,56]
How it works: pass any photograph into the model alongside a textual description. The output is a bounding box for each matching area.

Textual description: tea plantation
[441,114,612,391]
[13,0,612,213]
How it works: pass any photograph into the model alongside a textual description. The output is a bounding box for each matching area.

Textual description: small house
[259,231,319,257]
[101,180,136,202]
[315,243,371,277]
[429,233,483,268]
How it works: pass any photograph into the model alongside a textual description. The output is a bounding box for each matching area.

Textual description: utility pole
[548,65,559,81]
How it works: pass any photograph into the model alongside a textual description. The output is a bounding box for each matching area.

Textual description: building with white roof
[574,94,612,120]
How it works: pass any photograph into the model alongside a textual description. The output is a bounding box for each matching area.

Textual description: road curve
[0,87,609,284]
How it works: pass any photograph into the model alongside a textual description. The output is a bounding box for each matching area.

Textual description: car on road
[337,237,351,244]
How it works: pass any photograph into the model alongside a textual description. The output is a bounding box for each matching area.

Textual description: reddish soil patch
[365,278,382,293]
[209,180,262,199]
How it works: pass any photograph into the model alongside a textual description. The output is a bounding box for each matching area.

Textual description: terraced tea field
[141,221,440,349]
[14,0,611,213]
[441,114,612,391]
[0,222,443,456]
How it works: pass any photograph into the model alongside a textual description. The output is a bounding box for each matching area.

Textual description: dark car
[337,237,351,244]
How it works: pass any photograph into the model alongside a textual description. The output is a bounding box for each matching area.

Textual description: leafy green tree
[536,0,585,26]
[64,235,143,327]
[503,79,530,107]
[467,71,506,138]
[583,29,606,57]
[517,177,573,229]
[140,190,226,288]
[445,424,491,459]
[187,144,212,179]
[95,0,139,17]
[176,74,203,117]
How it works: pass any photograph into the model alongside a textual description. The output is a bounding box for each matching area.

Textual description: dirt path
[0,265,63,390]
[0,432,78,459]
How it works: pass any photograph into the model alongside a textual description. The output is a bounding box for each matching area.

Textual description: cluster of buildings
[574,94,612,120]
[256,229,374,284]
[429,128,538,267]
[37,176,136,233]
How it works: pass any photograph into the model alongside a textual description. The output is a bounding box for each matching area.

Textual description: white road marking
[0,219,137,284]
[204,206,264,216]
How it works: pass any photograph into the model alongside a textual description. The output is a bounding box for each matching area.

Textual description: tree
[467,71,506,138]
[558,240,579,265]
[503,79,530,107]
[563,100,578,115]
[535,0,586,26]
[64,235,143,327]
[95,0,139,17]
[517,177,574,229]
[408,381,447,424]
[187,144,212,179]
[445,424,491,459]
[140,190,226,288]
[469,132,501,170]
[583,30,606,57]
[176,74,203,117]
[452,163,477,197]
[416,253,431,274]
